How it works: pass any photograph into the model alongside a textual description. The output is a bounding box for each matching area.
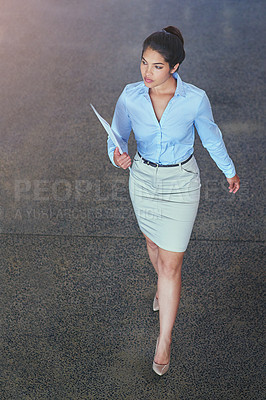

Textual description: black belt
[137,152,193,167]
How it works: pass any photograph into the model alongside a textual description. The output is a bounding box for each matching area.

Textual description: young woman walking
[107,26,240,376]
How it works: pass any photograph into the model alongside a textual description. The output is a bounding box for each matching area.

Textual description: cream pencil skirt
[129,152,201,252]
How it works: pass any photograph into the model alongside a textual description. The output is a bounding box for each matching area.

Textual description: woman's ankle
[159,334,172,346]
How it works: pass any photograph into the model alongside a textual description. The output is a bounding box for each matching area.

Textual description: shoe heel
[153,295,159,311]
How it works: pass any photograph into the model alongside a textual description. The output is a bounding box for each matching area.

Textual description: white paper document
[90,104,128,155]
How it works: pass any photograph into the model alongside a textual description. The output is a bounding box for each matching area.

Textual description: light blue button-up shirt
[108,72,236,178]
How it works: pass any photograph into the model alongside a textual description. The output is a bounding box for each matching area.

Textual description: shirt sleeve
[194,92,236,178]
[107,87,132,167]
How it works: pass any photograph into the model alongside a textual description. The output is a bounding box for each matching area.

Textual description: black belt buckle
[144,159,158,167]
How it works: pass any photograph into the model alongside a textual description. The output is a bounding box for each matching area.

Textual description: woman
[107,26,240,376]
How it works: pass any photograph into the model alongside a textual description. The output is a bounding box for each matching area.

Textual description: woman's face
[140,47,178,90]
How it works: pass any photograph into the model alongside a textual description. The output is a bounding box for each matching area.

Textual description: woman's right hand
[113,147,132,169]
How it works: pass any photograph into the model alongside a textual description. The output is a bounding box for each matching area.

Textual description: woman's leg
[143,233,159,274]
[143,233,159,297]
[154,248,184,365]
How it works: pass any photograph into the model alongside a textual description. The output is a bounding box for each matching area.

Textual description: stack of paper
[90,104,128,155]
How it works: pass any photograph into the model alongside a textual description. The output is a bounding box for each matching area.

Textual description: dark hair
[142,26,185,71]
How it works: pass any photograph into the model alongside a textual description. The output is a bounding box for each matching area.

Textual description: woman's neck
[150,74,177,96]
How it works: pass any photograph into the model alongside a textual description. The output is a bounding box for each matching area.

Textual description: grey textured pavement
[1,1,265,399]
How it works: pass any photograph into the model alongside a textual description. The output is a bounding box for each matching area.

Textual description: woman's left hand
[227,174,240,193]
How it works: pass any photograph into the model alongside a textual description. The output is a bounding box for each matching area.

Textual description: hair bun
[163,26,184,46]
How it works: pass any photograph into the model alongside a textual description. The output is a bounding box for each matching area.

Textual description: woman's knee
[157,253,183,278]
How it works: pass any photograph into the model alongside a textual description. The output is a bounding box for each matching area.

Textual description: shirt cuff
[225,166,236,179]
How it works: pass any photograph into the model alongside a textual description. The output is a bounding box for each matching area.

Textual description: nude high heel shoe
[153,295,159,311]
[152,337,170,376]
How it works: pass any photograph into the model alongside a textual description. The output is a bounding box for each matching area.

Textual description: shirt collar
[140,72,186,97]
[173,72,186,97]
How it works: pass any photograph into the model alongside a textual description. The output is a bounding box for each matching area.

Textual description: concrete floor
[1,0,265,399]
